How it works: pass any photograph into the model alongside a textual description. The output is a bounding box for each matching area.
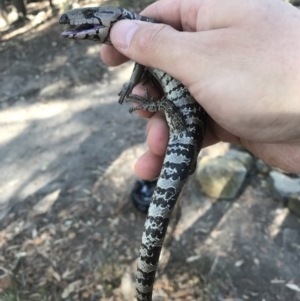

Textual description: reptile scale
[59,6,207,301]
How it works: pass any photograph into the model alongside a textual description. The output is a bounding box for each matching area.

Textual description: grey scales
[59,6,207,301]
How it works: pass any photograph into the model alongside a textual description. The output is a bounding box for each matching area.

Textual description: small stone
[32,11,46,25]
[40,80,68,97]
[68,232,76,239]
[288,194,300,217]
[256,159,271,175]
[197,157,247,199]
[253,258,260,266]
[260,178,273,189]
[224,149,253,170]
[64,220,73,226]
[234,259,245,267]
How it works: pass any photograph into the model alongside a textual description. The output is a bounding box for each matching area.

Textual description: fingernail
[111,20,139,49]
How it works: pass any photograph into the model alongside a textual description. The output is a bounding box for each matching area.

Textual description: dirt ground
[1,2,300,301]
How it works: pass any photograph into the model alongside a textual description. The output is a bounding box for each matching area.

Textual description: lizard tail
[136,134,195,301]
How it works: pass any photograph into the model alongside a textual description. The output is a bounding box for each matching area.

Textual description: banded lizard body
[59,6,207,301]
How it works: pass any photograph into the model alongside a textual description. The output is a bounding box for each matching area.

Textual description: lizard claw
[129,106,143,114]
[119,82,134,104]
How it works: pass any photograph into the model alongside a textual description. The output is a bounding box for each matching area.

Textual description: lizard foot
[126,94,187,132]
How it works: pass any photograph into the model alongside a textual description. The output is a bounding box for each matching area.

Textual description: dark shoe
[131,179,157,213]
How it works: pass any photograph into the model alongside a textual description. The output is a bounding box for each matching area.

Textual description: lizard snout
[59,13,70,24]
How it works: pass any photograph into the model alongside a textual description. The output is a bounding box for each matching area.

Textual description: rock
[39,80,69,97]
[255,159,271,175]
[224,149,253,170]
[260,178,273,190]
[288,194,300,217]
[197,157,247,199]
[269,171,300,198]
[7,7,18,24]
[230,144,248,152]
[32,11,46,26]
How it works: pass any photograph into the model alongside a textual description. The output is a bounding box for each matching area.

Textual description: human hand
[101,0,300,177]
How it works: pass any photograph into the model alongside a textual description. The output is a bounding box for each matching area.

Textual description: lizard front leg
[126,94,186,134]
[118,63,146,104]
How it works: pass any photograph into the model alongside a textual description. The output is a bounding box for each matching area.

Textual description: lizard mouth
[61,24,104,38]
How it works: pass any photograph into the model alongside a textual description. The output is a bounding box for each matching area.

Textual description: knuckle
[135,23,171,56]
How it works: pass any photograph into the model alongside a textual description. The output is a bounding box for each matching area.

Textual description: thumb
[110,20,201,86]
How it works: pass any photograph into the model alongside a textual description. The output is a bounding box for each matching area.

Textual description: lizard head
[59,6,122,44]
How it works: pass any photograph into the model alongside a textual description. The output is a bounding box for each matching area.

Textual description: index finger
[140,0,184,30]
[101,0,185,67]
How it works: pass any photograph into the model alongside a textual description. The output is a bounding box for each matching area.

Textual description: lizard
[59,6,207,301]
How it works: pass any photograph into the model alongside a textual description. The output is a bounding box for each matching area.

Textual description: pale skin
[100,0,300,177]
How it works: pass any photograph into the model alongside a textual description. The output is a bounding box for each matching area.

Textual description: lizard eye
[86,10,93,18]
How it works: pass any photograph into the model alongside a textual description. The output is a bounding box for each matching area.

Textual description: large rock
[269,171,300,198]
[224,149,254,170]
[288,194,300,217]
[197,156,247,199]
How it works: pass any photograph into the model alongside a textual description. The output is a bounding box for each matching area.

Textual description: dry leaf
[172,289,193,298]
[47,266,61,282]
[186,255,201,263]
[286,283,300,292]
[82,291,90,298]
[29,293,43,299]
[32,189,61,216]
[62,268,73,279]
[33,236,44,246]
[61,280,82,299]
[0,268,12,290]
